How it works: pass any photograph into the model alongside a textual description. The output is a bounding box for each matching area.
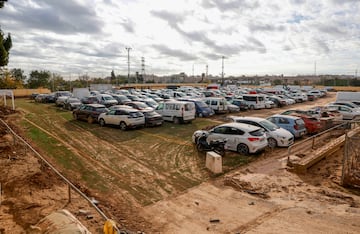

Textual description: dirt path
[140,93,360,233]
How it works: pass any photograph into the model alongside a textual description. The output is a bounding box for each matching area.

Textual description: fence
[341,133,360,187]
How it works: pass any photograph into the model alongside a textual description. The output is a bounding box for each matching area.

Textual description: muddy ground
[1,92,360,233]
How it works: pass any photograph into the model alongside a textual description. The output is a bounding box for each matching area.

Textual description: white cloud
[0,0,359,77]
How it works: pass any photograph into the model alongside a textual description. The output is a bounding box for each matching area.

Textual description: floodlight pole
[125,47,132,83]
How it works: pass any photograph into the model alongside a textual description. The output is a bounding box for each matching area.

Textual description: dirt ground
[1,92,360,233]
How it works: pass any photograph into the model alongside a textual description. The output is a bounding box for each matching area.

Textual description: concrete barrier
[206,151,222,174]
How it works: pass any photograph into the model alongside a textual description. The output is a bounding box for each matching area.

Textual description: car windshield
[136,102,148,108]
[259,120,279,131]
[103,96,114,100]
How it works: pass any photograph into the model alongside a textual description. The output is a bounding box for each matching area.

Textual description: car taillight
[248,137,260,142]
[294,124,299,130]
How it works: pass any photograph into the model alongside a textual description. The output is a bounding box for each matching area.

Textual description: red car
[291,114,323,134]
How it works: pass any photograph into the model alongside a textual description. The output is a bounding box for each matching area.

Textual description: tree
[0,69,23,89]
[0,1,12,67]
[111,70,115,84]
[27,70,51,89]
[11,68,26,83]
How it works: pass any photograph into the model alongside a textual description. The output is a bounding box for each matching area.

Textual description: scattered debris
[209,218,220,223]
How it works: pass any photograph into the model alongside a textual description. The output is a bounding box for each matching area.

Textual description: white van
[204,97,228,114]
[155,101,195,124]
[242,94,266,110]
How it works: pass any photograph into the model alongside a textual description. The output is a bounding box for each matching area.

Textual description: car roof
[216,122,262,131]
[228,116,266,123]
[86,104,106,108]
[270,114,301,120]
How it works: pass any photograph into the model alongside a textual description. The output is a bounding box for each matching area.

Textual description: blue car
[267,114,307,138]
[179,98,215,117]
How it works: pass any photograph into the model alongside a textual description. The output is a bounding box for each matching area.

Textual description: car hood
[271,127,293,138]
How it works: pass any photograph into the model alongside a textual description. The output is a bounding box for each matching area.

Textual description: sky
[0,0,360,79]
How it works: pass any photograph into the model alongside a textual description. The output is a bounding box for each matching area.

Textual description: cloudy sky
[0,0,359,78]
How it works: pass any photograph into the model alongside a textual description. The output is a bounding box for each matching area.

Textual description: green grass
[21,120,109,192]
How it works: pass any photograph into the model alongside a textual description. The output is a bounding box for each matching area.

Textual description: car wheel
[237,143,249,155]
[198,113,203,118]
[87,116,94,124]
[73,113,78,120]
[173,117,180,124]
[99,118,105,127]
[119,122,127,131]
[249,105,255,110]
[268,138,277,148]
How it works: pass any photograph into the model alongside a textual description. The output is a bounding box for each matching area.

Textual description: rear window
[249,129,264,136]
[195,101,207,108]
[295,119,305,125]
[259,120,279,131]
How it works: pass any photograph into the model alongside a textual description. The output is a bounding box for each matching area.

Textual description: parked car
[111,94,131,105]
[140,98,159,109]
[142,110,164,127]
[267,96,287,107]
[124,101,154,111]
[204,97,228,114]
[329,101,360,110]
[307,90,322,98]
[228,116,294,148]
[35,94,48,103]
[226,101,240,112]
[155,101,195,124]
[54,91,72,101]
[96,94,118,107]
[72,104,108,123]
[55,96,69,107]
[267,115,307,138]
[307,93,316,101]
[192,123,268,155]
[43,93,56,103]
[63,97,82,110]
[98,106,145,130]
[290,114,323,135]
[231,99,249,111]
[178,98,214,117]
[242,94,266,110]
[81,96,98,104]
[325,105,360,120]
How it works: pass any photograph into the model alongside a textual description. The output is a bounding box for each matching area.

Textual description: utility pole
[141,57,145,83]
[192,64,194,78]
[125,47,132,83]
[206,64,208,79]
[221,56,225,86]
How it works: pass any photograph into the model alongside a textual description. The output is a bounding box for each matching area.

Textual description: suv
[98,106,145,130]
[73,104,108,123]
[228,116,294,148]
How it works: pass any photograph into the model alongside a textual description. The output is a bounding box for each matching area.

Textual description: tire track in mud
[24,116,202,204]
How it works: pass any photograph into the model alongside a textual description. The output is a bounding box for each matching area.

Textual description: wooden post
[68,184,71,203]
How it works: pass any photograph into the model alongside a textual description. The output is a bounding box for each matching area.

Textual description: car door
[338,106,352,120]
[105,110,117,125]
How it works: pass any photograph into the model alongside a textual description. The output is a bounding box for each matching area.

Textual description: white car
[98,106,145,130]
[193,123,268,155]
[228,116,294,148]
[325,105,360,120]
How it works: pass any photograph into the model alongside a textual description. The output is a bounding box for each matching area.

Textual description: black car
[72,104,108,123]
[142,110,163,127]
